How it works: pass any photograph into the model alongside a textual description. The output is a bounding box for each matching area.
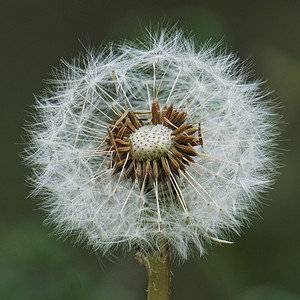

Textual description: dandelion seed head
[25,28,279,260]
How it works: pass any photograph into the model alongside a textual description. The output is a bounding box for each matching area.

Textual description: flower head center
[105,101,202,182]
[130,125,174,162]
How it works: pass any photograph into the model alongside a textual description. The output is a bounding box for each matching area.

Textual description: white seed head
[25,28,279,260]
[130,125,173,162]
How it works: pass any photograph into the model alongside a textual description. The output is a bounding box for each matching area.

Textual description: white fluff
[25,28,279,259]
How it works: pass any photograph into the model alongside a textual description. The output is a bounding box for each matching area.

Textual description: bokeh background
[1,0,299,299]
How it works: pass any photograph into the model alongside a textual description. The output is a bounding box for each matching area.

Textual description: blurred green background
[1,0,299,299]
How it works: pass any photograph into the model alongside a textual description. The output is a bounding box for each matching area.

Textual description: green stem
[136,245,170,300]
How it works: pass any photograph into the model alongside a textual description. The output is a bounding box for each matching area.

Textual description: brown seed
[152,160,158,180]
[128,111,141,129]
[170,147,185,159]
[184,154,195,162]
[135,162,142,178]
[167,153,180,170]
[163,117,177,129]
[116,119,129,139]
[114,109,129,127]
[107,127,120,160]
[114,138,130,146]
[151,101,161,125]
[172,134,195,144]
[129,140,135,160]
[168,110,179,124]
[142,161,148,181]
[117,146,131,152]
[198,123,204,147]
[174,111,187,127]
[124,161,134,179]
[184,127,198,136]
[161,156,170,177]
[161,103,168,120]
[175,143,199,156]
[145,159,153,179]
[181,153,194,164]
[126,121,136,133]
[172,123,193,135]
[163,104,173,125]
[176,156,186,171]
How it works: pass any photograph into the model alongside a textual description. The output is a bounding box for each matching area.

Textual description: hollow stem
[136,244,170,300]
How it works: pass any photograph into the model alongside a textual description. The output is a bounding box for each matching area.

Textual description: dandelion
[25,28,278,299]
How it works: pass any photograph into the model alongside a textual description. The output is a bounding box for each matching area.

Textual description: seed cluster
[105,100,203,182]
